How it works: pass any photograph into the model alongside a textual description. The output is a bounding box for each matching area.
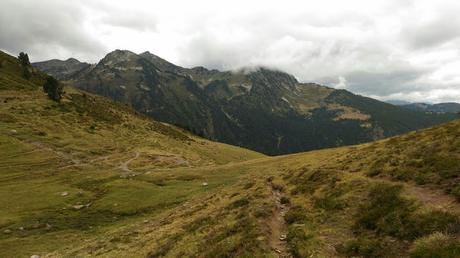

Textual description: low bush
[355,183,416,237]
[405,210,460,239]
[285,205,307,224]
[342,237,396,258]
[410,232,460,258]
[280,196,290,205]
[287,226,312,258]
[228,197,250,209]
[451,184,460,202]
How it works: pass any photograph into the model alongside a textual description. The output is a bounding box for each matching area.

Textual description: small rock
[30,255,40,258]
[143,220,149,223]
[279,234,287,241]
[18,227,24,231]
[45,223,52,230]
[202,182,208,186]
[10,129,17,134]
[73,204,85,210]
[3,229,12,234]
[60,191,69,197]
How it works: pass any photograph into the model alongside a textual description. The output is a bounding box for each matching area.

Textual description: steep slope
[38,50,456,155]
[32,58,91,80]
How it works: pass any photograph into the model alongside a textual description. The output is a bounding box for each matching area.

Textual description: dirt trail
[268,186,291,257]
[119,151,140,173]
[28,141,84,168]
[404,183,460,212]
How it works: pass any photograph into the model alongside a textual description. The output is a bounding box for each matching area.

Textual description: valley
[1,50,460,257]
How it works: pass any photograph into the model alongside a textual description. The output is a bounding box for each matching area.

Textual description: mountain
[2,50,460,257]
[32,58,91,80]
[402,102,460,113]
[36,50,457,155]
[34,50,456,156]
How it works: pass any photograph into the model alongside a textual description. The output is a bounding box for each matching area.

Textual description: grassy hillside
[38,119,460,258]
[0,52,263,257]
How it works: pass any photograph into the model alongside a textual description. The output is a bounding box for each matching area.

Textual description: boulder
[73,204,85,210]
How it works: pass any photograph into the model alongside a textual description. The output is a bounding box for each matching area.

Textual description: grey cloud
[0,0,106,62]
[402,7,460,49]
[100,14,157,31]
[319,67,430,96]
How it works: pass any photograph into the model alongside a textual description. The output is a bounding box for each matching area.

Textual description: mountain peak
[100,49,139,66]
[247,67,299,88]
[140,51,182,73]
[65,57,81,63]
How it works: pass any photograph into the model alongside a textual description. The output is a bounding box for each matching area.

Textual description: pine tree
[18,52,30,66]
[18,52,31,79]
[43,76,63,102]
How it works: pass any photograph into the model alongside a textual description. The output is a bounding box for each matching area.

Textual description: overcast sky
[1,0,459,103]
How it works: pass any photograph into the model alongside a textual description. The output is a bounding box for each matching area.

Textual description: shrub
[287,226,311,258]
[355,183,415,237]
[405,210,460,239]
[410,232,460,258]
[285,205,307,224]
[451,184,460,202]
[414,172,440,185]
[228,197,249,209]
[365,169,381,177]
[343,237,395,258]
[280,196,290,205]
[43,76,64,102]
[243,181,255,189]
[271,183,284,192]
[313,191,344,210]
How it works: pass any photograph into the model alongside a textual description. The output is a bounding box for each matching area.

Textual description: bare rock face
[32,58,91,80]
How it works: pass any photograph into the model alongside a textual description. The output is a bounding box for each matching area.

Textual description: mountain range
[32,50,456,155]
[2,49,460,257]
[399,102,460,114]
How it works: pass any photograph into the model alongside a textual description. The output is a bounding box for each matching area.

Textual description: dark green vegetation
[33,50,456,155]
[42,76,63,102]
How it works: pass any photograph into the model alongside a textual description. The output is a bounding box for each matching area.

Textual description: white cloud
[1,0,459,103]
